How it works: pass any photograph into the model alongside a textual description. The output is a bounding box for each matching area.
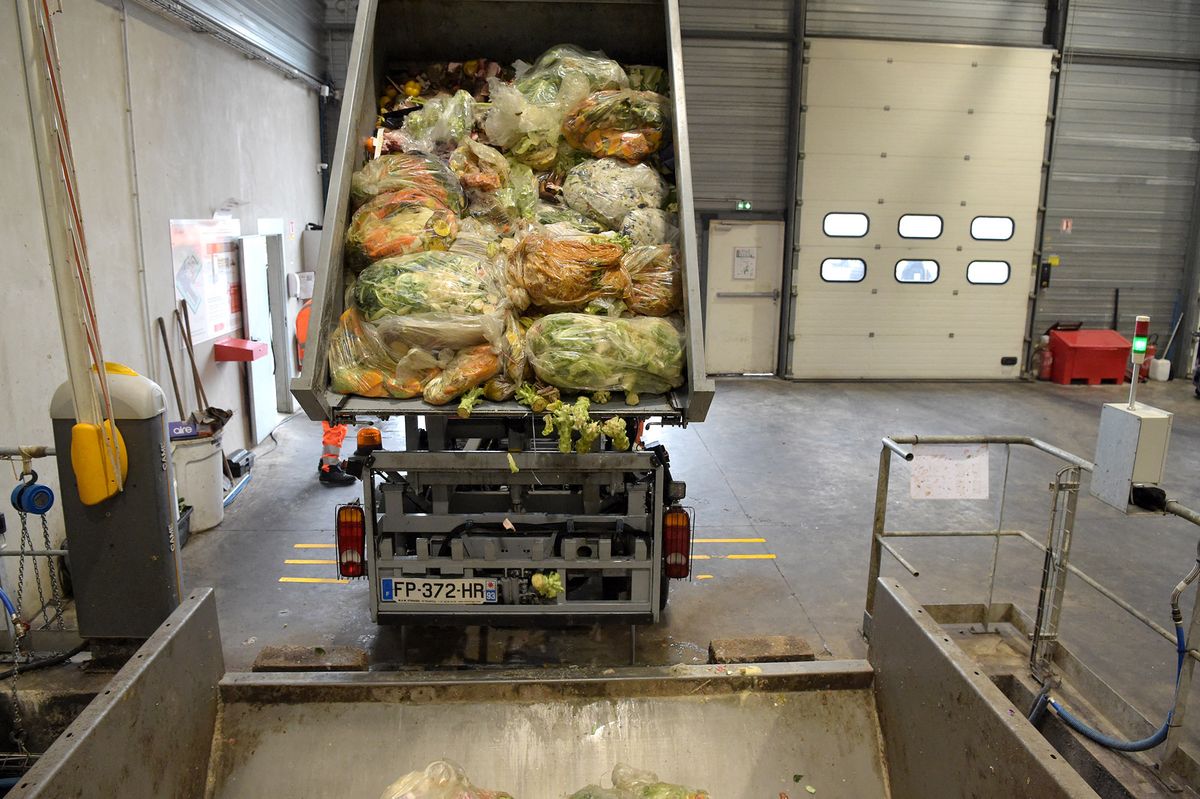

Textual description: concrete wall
[0,0,323,597]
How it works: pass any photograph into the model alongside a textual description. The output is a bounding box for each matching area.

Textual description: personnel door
[704,220,784,374]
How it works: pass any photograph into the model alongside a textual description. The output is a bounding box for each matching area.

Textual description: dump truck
[293,0,714,625]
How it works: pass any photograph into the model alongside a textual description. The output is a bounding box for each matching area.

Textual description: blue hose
[1047,623,1185,752]
[0,588,16,620]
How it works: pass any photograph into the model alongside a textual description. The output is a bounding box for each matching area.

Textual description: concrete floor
[184,377,1200,739]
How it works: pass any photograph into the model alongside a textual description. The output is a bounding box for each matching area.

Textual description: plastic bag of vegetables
[345,190,459,266]
[506,233,630,312]
[396,90,476,153]
[562,159,667,230]
[516,44,629,105]
[353,251,504,321]
[422,344,502,405]
[622,244,682,316]
[378,759,514,799]
[449,140,537,231]
[450,138,509,192]
[526,313,684,395]
[562,90,669,162]
[348,152,466,212]
[534,200,604,233]
[619,208,678,246]
[484,78,587,170]
[567,764,710,799]
[327,308,425,399]
[626,65,668,94]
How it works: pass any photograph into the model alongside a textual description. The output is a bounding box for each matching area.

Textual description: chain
[9,518,29,755]
[39,516,65,631]
[17,515,47,629]
[7,625,27,755]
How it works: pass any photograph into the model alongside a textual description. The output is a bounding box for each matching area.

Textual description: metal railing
[863,434,1200,775]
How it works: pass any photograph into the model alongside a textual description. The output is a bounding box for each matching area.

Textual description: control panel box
[1091,402,1172,513]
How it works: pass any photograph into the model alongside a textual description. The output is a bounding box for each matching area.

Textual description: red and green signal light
[1132,315,1150,355]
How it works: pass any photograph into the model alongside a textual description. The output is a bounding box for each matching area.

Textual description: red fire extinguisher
[1037,335,1053,380]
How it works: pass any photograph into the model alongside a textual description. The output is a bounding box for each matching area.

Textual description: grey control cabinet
[50,371,183,639]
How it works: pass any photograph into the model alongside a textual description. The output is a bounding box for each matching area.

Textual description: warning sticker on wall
[910,444,989,500]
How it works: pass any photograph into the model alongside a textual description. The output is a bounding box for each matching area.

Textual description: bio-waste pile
[377,760,709,799]
[330,46,686,452]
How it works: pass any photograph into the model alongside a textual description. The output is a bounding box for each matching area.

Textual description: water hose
[1046,559,1200,751]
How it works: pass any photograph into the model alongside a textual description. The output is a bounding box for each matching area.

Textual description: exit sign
[735,200,753,211]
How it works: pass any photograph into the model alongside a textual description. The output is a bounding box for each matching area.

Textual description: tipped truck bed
[292,0,714,426]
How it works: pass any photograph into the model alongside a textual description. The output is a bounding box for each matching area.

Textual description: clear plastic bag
[619,208,678,246]
[353,251,505,321]
[345,190,459,266]
[450,138,510,192]
[450,140,537,232]
[396,90,476,153]
[327,308,425,399]
[349,152,466,212]
[562,90,669,162]
[626,65,668,94]
[422,344,502,405]
[516,44,629,105]
[526,313,685,394]
[483,78,587,170]
[622,244,682,317]
[376,312,505,352]
[506,233,629,312]
[378,759,514,799]
[562,159,668,230]
[568,764,710,799]
[534,200,604,233]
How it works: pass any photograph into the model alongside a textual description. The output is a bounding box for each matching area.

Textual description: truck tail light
[663,505,692,579]
[336,504,366,578]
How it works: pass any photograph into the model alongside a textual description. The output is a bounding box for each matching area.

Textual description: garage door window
[895,259,939,283]
[971,216,1014,241]
[823,213,869,237]
[898,214,943,239]
[821,258,866,283]
[967,260,1010,284]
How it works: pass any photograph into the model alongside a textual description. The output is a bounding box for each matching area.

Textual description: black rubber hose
[0,643,86,680]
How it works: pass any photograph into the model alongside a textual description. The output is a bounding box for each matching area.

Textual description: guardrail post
[864,445,893,637]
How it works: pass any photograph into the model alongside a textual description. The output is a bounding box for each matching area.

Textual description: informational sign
[910,443,990,500]
[171,218,242,343]
[732,246,758,280]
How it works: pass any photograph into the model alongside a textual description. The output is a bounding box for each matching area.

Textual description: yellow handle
[71,420,128,505]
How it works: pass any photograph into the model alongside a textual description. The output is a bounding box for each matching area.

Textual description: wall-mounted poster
[171,218,243,343]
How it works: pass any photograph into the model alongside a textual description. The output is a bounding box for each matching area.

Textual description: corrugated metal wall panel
[805,0,1047,47]
[682,39,791,211]
[165,0,325,80]
[1065,0,1200,60]
[1035,63,1200,333]
[679,0,790,35]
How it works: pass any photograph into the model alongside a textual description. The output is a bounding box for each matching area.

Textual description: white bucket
[172,433,225,532]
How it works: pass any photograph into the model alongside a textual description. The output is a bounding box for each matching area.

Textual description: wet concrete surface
[181,378,1200,742]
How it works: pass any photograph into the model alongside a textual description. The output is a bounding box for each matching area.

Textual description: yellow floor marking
[294,543,335,549]
[278,576,349,585]
[692,553,776,561]
[695,574,715,580]
[285,559,337,565]
[694,537,766,543]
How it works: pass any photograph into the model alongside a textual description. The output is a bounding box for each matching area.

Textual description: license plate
[381,577,497,604]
